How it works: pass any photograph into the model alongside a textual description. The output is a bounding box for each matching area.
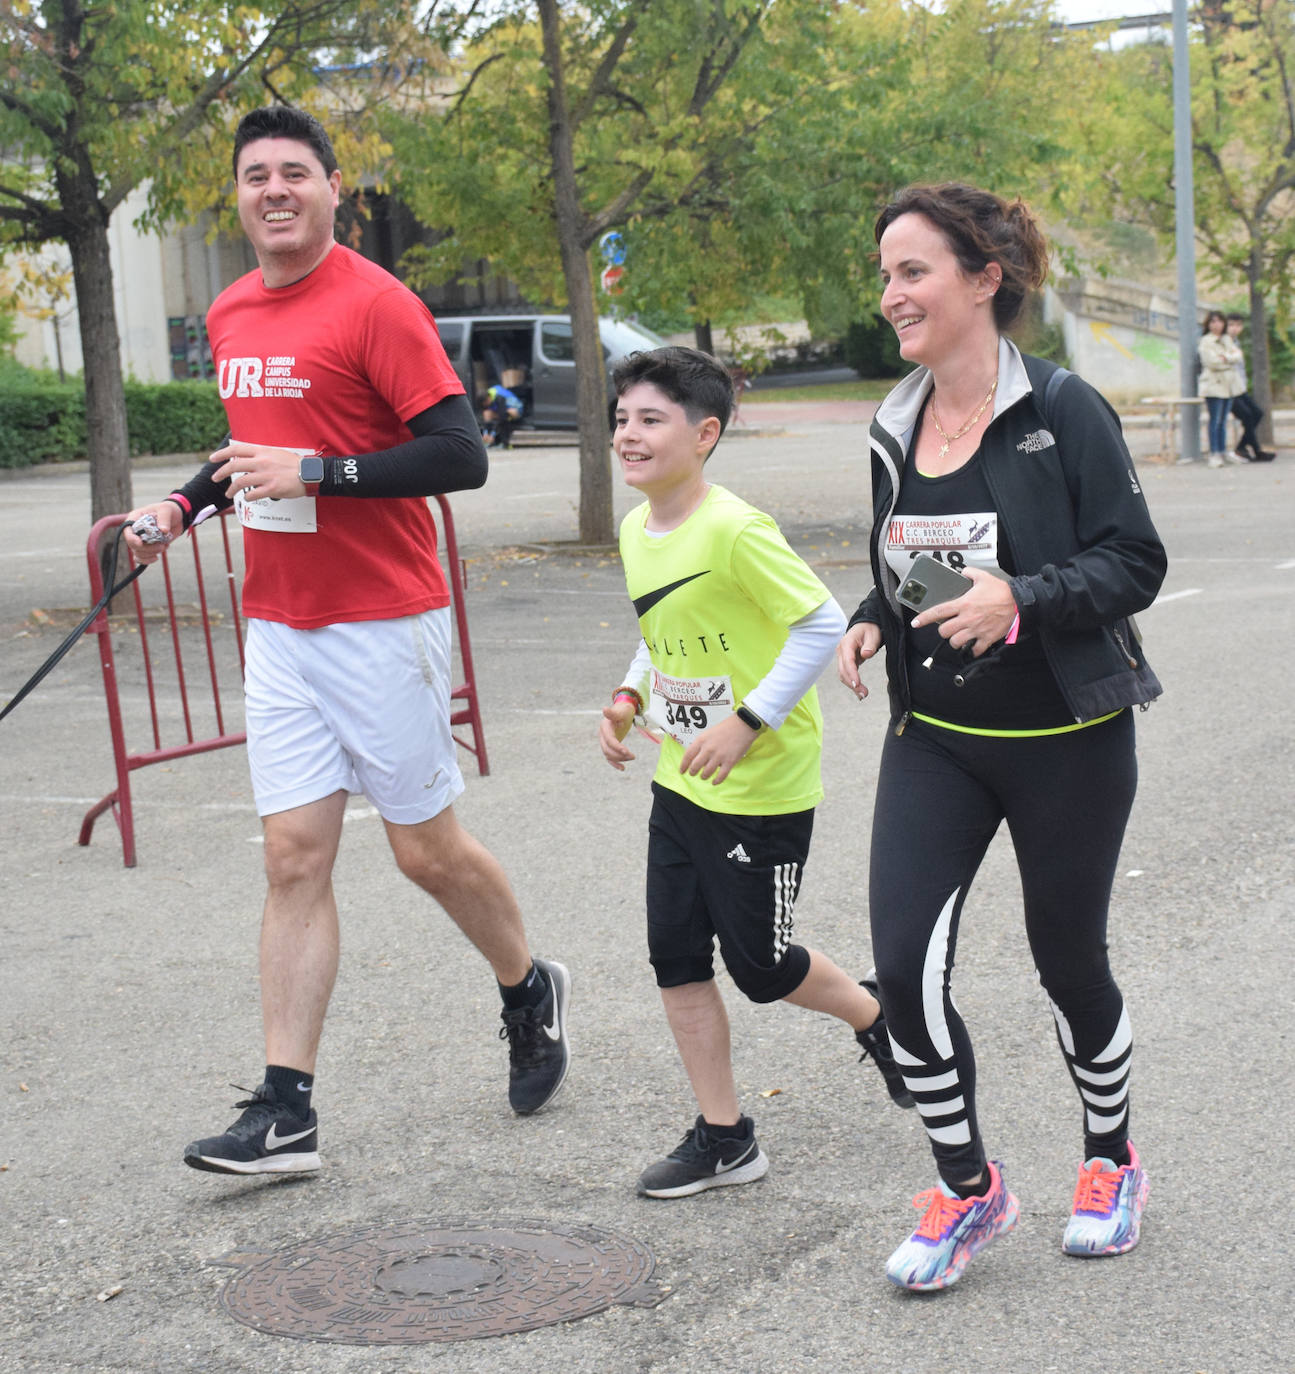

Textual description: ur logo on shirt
[219,357,264,398]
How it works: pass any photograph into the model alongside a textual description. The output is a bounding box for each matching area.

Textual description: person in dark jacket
[1225,314,1275,462]
[835,182,1166,1292]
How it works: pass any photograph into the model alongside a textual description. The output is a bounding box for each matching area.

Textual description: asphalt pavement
[1,404,1293,1372]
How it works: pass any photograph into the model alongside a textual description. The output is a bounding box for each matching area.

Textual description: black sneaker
[499,957,571,1114]
[637,1115,769,1198]
[183,1085,320,1175]
[856,970,915,1109]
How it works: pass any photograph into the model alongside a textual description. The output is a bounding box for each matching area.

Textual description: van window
[539,322,575,362]
[436,320,464,358]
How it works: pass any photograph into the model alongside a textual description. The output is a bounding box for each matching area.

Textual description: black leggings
[869,710,1138,1184]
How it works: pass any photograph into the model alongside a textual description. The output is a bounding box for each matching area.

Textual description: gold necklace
[930,378,998,462]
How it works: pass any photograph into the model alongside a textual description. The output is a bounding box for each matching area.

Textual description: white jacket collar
[872,335,1032,445]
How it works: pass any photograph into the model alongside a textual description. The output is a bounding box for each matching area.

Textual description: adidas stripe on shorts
[645,782,813,1003]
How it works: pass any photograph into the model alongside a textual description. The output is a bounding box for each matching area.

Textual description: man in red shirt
[125,107,570,1175]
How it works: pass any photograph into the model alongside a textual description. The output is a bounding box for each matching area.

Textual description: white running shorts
[244,608,466,823]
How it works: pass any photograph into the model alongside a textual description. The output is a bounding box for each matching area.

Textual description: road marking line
[1150,589,1202,605]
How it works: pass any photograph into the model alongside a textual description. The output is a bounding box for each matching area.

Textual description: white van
[433,313,667,431]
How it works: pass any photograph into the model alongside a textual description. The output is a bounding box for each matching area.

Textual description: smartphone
[897,553,974,612]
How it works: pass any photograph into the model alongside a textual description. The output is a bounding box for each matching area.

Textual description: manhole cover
[217,1217,666,1344]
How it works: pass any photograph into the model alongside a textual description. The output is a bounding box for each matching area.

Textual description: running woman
[837,182,1164,1290]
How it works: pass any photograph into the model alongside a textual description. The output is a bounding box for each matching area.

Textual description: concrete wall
[1046,277,1204,403]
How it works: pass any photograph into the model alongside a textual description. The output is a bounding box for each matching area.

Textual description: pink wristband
[1004,612,1020,646]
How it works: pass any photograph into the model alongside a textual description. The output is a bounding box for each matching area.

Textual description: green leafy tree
[0,0,412,522]
[1060,0,1295,432]
[394,0,847,545]
[394,0,1095,546]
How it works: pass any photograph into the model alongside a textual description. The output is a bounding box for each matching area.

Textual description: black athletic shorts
[645,782,814,1003]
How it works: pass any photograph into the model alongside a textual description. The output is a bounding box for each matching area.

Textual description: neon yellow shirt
[619,484,830,815]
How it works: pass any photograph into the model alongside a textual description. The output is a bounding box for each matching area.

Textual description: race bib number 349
[649,669,734,746]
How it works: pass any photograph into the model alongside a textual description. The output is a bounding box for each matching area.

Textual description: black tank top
[889,442,1072,729]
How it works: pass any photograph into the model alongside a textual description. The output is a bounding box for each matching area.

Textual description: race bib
[884,511,999,584]
[649,669,734,747]
[233,443,318,533]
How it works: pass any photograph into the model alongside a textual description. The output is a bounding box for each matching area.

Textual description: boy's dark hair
[1225,313,1246,326]
[611,346,734,442]
[233,107,338,179]
[875,181,1048,331]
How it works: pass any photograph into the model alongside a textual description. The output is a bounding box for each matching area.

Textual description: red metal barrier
[79,496,487,867]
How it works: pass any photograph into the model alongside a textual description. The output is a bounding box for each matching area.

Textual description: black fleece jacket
[849,340,1166,725]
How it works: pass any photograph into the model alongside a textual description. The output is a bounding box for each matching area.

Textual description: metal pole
[1173,0,1200,461]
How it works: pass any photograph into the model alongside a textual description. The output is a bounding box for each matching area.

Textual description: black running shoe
[499,957,571,1114]
[183,1084,320,1175]
[637,1115,769,1198]
[857,970,915,1108]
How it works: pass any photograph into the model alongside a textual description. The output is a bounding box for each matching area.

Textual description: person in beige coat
[1197,311,1245,467]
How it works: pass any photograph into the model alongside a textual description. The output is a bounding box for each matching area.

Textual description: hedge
[0,380,226,469]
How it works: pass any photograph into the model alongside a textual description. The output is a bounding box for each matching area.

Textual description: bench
[1140,395,1203,464]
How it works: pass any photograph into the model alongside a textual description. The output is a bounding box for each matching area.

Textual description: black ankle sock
[1100,1142,1131,1168]
[702,1116,749,1140]
[499,962,546,1011]
[948,1174,986,1200]
[264,1065,313,1119]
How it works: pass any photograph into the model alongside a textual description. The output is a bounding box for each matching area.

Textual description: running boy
[598,346,912,1199]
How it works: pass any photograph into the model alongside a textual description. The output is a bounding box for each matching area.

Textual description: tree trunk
[694,318,715,355]
[62,187,132,523]
[538,0,613,546]
[1246,260,1274,449]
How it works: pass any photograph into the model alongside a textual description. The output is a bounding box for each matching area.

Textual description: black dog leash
[0,518,160,724]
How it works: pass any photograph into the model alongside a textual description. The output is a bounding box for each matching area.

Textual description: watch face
[299,456,325,484]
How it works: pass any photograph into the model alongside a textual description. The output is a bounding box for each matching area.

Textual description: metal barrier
[79,495,487,867]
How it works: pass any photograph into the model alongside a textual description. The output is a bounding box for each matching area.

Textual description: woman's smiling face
[879,212,998,369]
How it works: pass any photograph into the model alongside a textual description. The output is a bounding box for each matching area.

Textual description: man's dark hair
[611,346,734,442]
[1225,313,1246,326]
[232,106,338,179]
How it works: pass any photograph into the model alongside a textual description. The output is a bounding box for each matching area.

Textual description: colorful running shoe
[885,1160,1019,1291]
[1062,1142,1149,1256]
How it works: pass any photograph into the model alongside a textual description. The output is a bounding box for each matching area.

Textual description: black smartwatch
[298,454,325,496]
[735,703,765,732]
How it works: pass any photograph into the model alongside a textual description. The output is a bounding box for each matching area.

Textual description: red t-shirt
[206,244,464,628]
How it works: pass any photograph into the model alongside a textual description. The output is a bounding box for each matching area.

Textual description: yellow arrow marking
[1091,320,1134,359]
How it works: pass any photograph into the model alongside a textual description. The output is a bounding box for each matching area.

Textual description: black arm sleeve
[320,392,489,498]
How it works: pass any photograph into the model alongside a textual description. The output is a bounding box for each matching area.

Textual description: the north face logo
[1017,428,1055,453]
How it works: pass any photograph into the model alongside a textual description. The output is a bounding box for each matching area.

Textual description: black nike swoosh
[632,571,710,617]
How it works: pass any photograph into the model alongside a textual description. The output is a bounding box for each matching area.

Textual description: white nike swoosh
[265,1121,314,1151]
[715,1144,755,1174]
[542,1012,562,1042]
